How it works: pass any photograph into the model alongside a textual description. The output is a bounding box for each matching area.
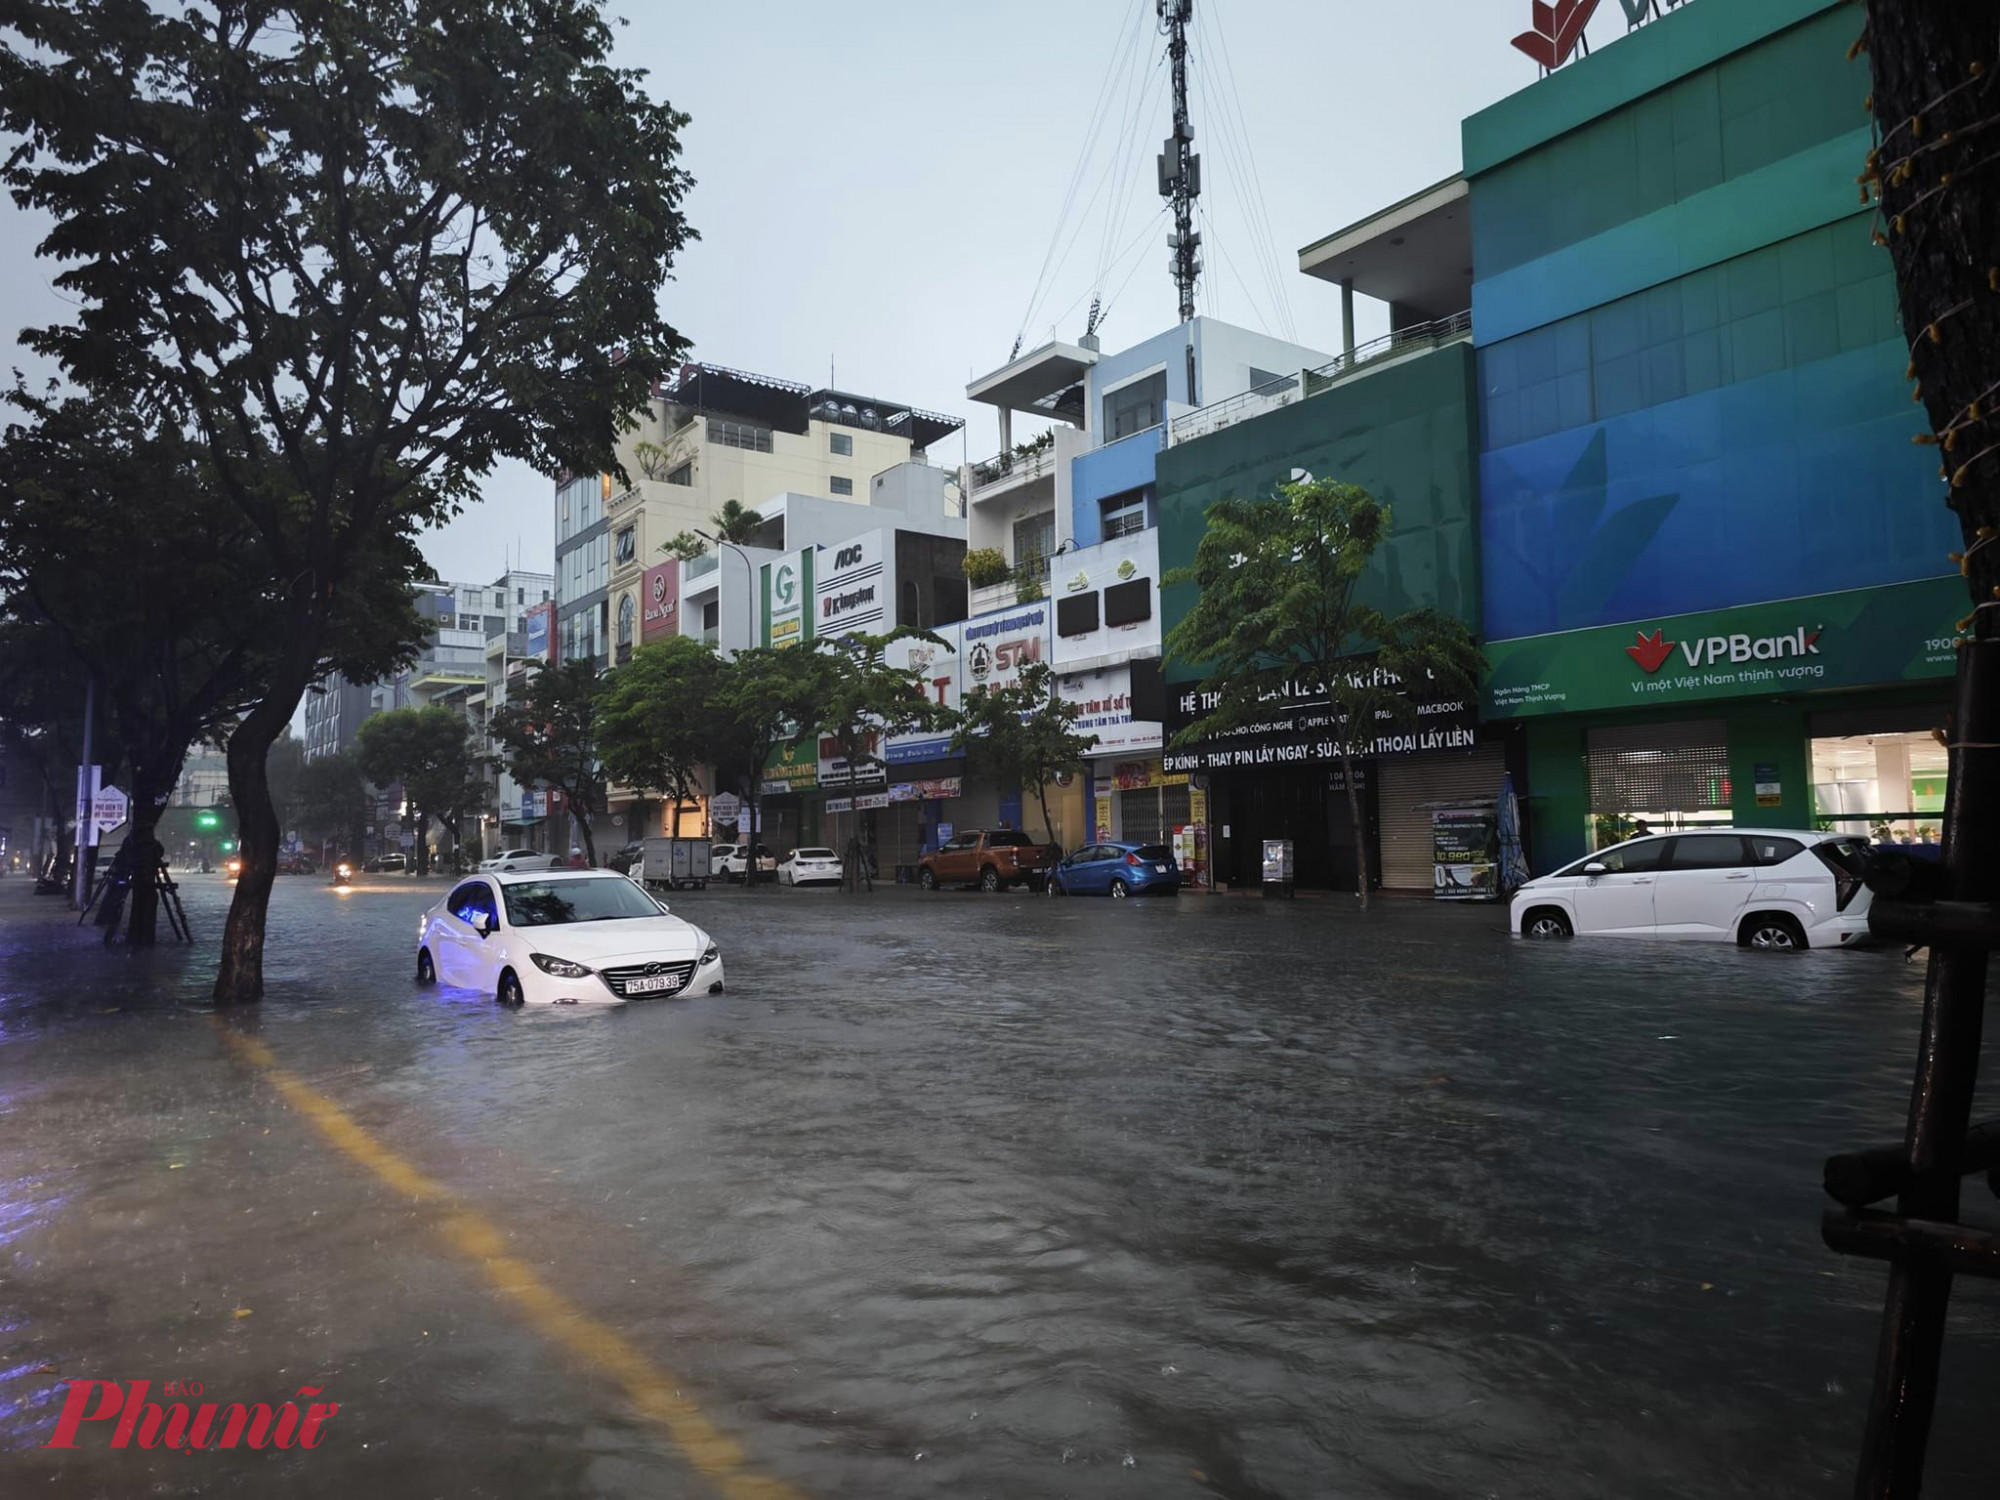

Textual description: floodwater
[3,873,1998,1497]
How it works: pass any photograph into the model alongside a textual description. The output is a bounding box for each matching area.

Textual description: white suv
[711,843,776,882]
[478,847,561,874]
[1511,829,1873,950]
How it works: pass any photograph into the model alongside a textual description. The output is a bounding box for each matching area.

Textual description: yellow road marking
[217,1028,801,1500]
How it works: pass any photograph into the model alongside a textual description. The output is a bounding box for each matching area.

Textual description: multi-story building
[552,362,963,672]
[1147,0,1957,893]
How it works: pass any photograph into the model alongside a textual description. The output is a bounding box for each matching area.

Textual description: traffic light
[196,809,220,831]
[220,839,236,852]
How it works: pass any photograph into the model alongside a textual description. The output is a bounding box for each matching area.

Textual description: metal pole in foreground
[1847,608,1999,1498]
[71,676,94,910]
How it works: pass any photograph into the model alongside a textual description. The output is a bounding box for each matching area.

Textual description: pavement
[2,870,1998,1497]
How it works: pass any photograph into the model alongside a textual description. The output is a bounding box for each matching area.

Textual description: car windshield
[795,849,836,860]
[501,877,664,927]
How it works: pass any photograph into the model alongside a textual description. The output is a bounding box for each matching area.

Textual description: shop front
[1486,577,1963,871]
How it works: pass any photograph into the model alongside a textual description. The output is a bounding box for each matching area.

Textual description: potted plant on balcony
[961,547,1009,588]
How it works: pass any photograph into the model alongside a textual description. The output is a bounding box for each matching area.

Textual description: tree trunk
[743,764,760,888]
[125,749,187,945]
[571,797,597,865]
[1341,752,1370,910]
[1036,780,1059,849]
[215,692,295,1005]
[415,812,432,876]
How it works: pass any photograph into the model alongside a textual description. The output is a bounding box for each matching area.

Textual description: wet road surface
[3,872,1999,1497]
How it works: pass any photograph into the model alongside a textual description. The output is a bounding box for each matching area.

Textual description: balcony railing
[685,551,719,579]
[968,443,1056,496]
[1166,309,1473,446]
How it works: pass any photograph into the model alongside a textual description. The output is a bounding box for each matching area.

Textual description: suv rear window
[1815,838,1871,880]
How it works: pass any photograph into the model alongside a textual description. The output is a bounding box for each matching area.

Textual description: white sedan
[778,847,843,886]
[1510,828,1874,950]
[416,870,724,1004]
[478,847,561,874]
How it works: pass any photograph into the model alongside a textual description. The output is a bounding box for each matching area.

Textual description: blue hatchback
[1047,841,1181,898]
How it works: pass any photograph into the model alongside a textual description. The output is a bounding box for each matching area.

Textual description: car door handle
[1726,872,1751,880]
[1629,878,1653,885]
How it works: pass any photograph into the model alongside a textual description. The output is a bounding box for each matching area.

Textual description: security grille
[1586,720,1731,813]
[1378,744,1507,889]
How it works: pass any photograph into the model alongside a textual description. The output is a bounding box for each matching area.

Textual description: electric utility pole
[1156,0,1201,400]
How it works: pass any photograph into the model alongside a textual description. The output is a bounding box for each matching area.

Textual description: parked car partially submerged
[1510,829,1873,949]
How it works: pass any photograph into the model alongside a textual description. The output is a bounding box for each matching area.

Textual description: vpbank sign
[1484,577,1964,718]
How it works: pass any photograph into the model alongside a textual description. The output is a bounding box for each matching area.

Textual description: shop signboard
[888,777,961,802]
[1058,664,1162,757]
[884,622,961,765]
[1094,791,1113,842]
[1110,759,1188,792]
[818,729,886,789]
[815,530,889,639]
[1483,576,1965,719]
[760,549,815,650]
[762,737,819,796]
[1162,662,1477,774]
[1432,807,1499,902]
[824,792,890,814]
[1051,531,1161,669]
[640,561,679,642]
[709,791,741,825]
[961,600,1051,698]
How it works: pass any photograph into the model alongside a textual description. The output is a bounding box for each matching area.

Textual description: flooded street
[4,873,1998,1497]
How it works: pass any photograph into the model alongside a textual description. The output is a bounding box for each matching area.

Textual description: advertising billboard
[1057,663,1162,758]
[1050,531,1161,669]
[815,529,889,640]
[960,599,1050,698]
[1161,664,1477,774]
[818,728,886,790]
[524,601,554,662]
[761,549,815,650]
[640,561,679,642]
[883,621,960,765]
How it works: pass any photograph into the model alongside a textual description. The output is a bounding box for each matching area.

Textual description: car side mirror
[473,911,493,936]
[1582,862,1607,876]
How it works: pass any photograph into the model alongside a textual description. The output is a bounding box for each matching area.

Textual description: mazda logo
[646,962,667,975]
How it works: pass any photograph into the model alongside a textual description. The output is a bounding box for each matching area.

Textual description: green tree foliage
[1164,479,1484,907]
[293,750,369,859]
[355,707,485,876]
[703,648,827,876]
[490,660,606,866]
[0,399,420,938]
[659,531,708,562]
[949,659,1094,848]
[0,0,695,1000]
[808,630,954,891]
[708,500,762,545]
[597,637,725,838]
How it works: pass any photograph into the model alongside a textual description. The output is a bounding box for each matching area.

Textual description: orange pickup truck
[918,829,1060,893]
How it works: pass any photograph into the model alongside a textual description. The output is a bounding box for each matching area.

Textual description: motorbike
[331,860,355,888]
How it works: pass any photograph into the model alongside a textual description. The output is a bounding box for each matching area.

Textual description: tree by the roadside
[0,0,695,1000]
[0,613,116,891]
[294,751,371,863]
[809,630,954,891]
[597,637,726,838]
[490,660,606,866]
[1164,479,1483,908]
[660,530,709,562]
[0,398,419,939]
[950,659,1094,850]
[355,708,486,877]
[265,731,307,842]
[704,648,829,878]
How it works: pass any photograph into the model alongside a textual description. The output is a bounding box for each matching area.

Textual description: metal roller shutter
[1120,788,1163,844]
[1585,719,1730,813]
[1377,745,1508,890]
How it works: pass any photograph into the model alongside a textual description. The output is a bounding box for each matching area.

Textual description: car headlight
[531,953,594,978]
[699,942,720,967]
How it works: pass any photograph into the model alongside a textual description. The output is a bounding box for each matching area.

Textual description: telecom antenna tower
[1156,0,1201,390]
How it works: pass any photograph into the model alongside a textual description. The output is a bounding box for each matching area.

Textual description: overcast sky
[1,1,1581,584]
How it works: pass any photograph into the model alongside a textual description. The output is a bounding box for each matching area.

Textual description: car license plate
[625,974,673,994]
[1156,864,1170,873]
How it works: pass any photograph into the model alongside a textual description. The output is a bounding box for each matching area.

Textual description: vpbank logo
[1626,624,1824,674]
[1511,0,1600,70]
[1625,629,1674,673]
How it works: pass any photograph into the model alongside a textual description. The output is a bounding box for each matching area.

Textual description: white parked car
[1510,829,1873,950]
[416,870,723,1004]
[478,847,561,874]
[711,843,776,883]
[778,847,843,886]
